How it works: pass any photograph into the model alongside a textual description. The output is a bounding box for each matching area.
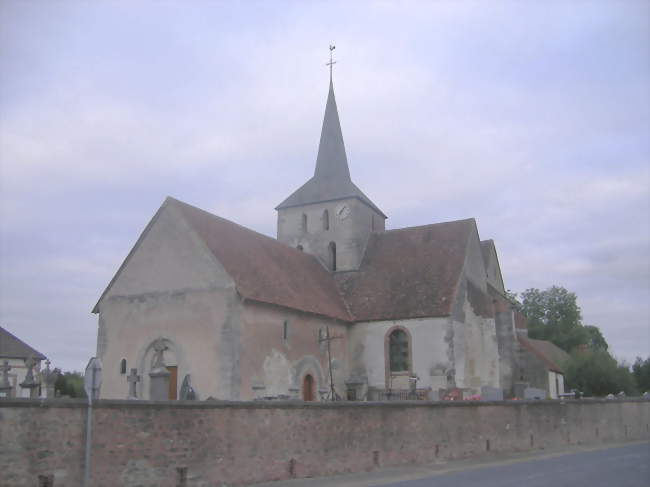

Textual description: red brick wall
[1,399,648,487]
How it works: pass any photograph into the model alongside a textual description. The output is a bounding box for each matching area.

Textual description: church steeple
[276,50,387,272]
[275,76,385,217]
[314,79,351,183]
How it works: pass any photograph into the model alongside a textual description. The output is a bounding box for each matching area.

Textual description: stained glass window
[389,329,409,372]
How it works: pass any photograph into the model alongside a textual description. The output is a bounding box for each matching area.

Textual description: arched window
[388,329,409,372]
[323,209,330,230]
[120,358,127,375]
[301,214,307,233]
[328,241,337,271]
[302,374,315,401]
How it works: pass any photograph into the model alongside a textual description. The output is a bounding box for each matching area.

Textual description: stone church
[94,77,567,402]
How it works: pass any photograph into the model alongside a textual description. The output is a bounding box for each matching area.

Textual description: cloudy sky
[1,1,648,372]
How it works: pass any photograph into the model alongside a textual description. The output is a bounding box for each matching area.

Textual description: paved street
[254,442,650,487]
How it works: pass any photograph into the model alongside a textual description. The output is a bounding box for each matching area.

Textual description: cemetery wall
[1,398,648,487]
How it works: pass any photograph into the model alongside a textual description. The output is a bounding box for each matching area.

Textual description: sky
[0,1,648,373]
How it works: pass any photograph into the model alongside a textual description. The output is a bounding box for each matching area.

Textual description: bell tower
[276,49,386,271]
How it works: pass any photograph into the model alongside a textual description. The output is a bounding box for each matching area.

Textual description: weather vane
[326,44,336,81]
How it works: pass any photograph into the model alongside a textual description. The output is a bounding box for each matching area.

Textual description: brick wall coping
[0,397,647,410]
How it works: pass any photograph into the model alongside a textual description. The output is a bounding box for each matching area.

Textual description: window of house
[323,209,330,230]
[301,214,307,233]
[388,329,409,372]
[328,241,337,271]
[120,358,127,375]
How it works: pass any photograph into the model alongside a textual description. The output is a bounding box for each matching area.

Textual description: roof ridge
[169,197,301,252]
[384,218,476,233]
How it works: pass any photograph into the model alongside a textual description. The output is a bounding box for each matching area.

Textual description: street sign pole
[83,357,102,487]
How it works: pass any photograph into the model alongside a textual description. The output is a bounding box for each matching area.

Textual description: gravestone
[149,338,170,400]
[179,374,197,400]
[427,389,440,401]
[19,356,40,398]
[481,386,504,401]
[442,387,463,401]
[127,368,140,399]
[523,387,546,400]
[41,360,59,398]
[0,360,13,398]
[513,382,528,399]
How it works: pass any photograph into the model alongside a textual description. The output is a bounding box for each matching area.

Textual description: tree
[632,357,650,392]
[564,349,637,397]
[54,370,87,398]
[515,285,642,396]
[519,286,598,352]
[584,325,608,351]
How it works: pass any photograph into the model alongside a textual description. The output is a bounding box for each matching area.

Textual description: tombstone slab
[523,387,546,400]
[0,360,13,398]
[149,338,170,400]
[481,386,504,401]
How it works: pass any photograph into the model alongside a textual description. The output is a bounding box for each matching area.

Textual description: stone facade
[277,197,384,271]
[1,398,648,487]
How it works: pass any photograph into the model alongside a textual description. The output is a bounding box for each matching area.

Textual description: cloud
[0,1,648,370]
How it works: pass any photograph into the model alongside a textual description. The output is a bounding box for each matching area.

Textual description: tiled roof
[172,199,353,322]
[335,219,475,321]
[0,326,46,360]
[96,198,486,324]
[519,337,570,373]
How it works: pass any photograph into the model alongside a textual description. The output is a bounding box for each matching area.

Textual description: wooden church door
[302,374,314,401]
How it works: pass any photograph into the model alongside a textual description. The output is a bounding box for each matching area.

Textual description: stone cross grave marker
[127,368,140,399]
[19,356,40,398]
[151,338,168,371]
[41,360,59,398]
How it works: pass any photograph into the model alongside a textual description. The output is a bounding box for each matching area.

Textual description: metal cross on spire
[326,44,337,81]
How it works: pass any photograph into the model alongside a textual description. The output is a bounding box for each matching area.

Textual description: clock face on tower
[336,204,351,220]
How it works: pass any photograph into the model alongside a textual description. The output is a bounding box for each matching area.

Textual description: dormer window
[301,214,307,233]
[323,209,330,230]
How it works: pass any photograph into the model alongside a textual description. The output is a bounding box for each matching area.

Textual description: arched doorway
[302,374,315,401]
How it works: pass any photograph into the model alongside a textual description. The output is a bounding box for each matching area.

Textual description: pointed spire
[275,54,386,218]
[313,79,351,182]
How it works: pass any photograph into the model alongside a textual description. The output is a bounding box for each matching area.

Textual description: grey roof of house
[276,80,386,217]
[519,337,570,373]
[0,326,46,360]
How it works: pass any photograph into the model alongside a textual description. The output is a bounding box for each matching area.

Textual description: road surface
[254,442,650,487]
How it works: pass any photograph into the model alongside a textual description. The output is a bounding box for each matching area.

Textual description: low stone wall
[1,398,648,487]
